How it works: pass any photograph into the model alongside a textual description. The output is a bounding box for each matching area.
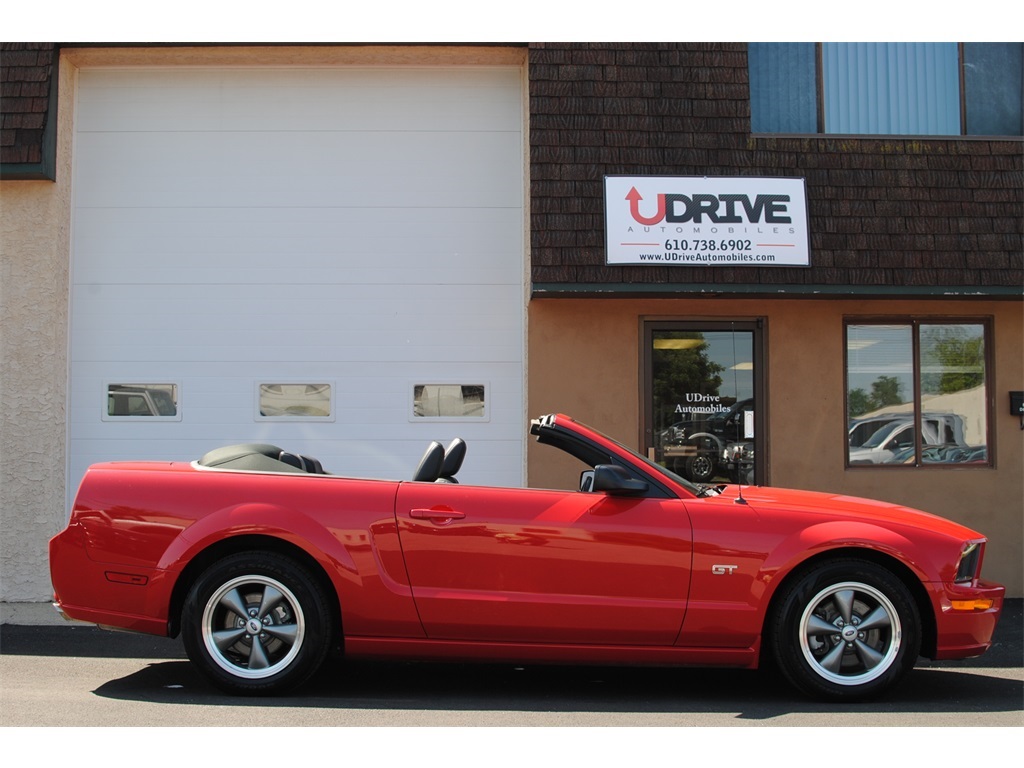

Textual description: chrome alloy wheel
[798,580,902,686]
[201,574,306,680]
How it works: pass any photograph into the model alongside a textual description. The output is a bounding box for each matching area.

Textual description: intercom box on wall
[1011,391,1024,416]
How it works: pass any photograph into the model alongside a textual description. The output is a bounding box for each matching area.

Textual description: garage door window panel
[105,383,180,420]
[257,383,334,420]
[412,384,487,421]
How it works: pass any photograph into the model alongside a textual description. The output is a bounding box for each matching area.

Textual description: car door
[394,481,692,646]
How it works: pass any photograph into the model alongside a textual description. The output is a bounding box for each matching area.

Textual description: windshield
[150,390,177,416]
[862,421,909,449]
[580,420,703,496]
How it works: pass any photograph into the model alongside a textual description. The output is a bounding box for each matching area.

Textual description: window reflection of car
[722,441,754,484]
[888,444,988,465]
[848,414,906,448]
[849,421,917,464]
[849,414,967,465]
[412,384,485,418]
[656,421,688,446]
[698,398,753,443]
[107,385,177,417]
[661,399,754,483]
[259,384,331,418]
[961,445,988,463]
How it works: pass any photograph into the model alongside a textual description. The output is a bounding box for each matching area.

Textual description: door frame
[641,318,767,486]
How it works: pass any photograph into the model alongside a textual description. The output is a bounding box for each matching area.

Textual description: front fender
[678,519,930,653]
[758,520,928,594]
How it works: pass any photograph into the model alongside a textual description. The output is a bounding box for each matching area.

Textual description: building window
[750,42,1023,136]
[105,383,180,420]
[644,323,763,486]
[257,383,333,420]
[846,321,990,467]
[412,384,487,420]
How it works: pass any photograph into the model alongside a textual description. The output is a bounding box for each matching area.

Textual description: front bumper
[931,579,1005,660]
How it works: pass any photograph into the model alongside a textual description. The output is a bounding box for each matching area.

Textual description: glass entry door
[643,321,764,486]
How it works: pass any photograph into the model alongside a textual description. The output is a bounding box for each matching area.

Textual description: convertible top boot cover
[197,444,308,473]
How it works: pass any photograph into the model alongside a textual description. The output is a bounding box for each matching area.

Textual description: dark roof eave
[530,283,1024,300]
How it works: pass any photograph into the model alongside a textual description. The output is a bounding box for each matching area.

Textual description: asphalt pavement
[0,599,1020,730]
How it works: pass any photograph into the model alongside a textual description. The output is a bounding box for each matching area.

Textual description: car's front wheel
[684,452,716,483]
[683,434,722,483]
[769,559,920,700]
[182,551,333,695]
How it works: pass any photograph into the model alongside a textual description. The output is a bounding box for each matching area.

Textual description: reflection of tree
[848,389,871,417]
[922,326,984,395]
[652,333,725,428]
[871,376,902,408]
[848,375,903,418]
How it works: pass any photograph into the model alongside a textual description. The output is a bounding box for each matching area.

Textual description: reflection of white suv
[107,385,177,417]
[848,415,905,448]
[848,415,966,464]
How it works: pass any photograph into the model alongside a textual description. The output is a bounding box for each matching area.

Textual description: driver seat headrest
[438,438,466,483]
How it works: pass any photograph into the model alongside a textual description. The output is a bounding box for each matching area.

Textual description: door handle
[409,508,465,525]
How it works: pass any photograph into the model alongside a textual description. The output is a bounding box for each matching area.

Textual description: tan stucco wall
[527,297,1024,595]
[0,57,74,602]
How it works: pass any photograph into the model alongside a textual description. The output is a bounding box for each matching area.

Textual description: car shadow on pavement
[85,656,1022,719]
[4,599,1020,719]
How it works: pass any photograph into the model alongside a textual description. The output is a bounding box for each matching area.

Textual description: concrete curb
[1,602,71,626]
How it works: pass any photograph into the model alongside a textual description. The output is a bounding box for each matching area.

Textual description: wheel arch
[167,534,342,646]
[759,546,938,664]
[686,432,724,457]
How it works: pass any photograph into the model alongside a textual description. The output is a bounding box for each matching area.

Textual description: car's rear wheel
[182,551,333,695]
[769,559,920,701]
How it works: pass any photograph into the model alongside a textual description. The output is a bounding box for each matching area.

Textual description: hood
[710,483,983,540]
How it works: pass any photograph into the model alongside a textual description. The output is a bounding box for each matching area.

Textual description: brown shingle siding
[2,107,46,130]
[0,42,56,176]
[529,42,1023,294]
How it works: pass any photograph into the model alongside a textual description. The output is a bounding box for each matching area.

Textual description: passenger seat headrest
[412,441,446,482]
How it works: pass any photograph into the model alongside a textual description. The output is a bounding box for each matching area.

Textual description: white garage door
[68,65,525,506]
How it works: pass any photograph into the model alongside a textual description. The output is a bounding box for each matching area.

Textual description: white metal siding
[69,65,525,505]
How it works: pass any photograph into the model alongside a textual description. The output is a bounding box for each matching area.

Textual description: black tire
[181,551,333,695]
[768,559,920,701]
[683,434,721,483]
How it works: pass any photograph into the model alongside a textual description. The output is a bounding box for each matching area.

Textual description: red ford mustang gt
[50,413,1004,700]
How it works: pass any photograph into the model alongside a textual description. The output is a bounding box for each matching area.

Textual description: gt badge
[712,564,739,575]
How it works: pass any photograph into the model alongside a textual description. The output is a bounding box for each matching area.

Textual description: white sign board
[604,176,810,266]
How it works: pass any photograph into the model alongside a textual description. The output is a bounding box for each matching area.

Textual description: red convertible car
[50,413,1004,700]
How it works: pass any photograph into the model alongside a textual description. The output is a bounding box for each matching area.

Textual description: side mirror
[592,464,649,496]
[579,470,595,492]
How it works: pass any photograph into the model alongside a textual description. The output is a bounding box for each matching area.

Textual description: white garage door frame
[68,60,527,509]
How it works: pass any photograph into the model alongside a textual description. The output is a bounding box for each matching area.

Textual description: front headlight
[954,541,983,583]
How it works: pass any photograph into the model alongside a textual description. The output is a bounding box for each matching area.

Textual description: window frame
[750,42,1024,139]
[843,317,994,469]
